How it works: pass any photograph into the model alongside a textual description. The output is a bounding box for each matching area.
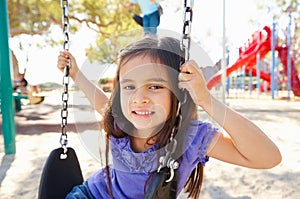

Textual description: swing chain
[157,103,182,181]
[60,0,70,154]
[181,0,194,61]
[157,0,195,183]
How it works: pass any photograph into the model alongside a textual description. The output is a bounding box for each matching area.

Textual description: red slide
[206,26,272,90]
[206,26,300,97]
[276,46,300,96]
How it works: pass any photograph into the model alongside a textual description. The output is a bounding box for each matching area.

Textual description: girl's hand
[178,60,211,107]
[57,51,79,79]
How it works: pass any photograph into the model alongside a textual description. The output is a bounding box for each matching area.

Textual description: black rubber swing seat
[38,147,84,199]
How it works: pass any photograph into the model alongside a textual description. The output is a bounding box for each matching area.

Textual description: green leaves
[8,0,143,63]
[8,0,61,36]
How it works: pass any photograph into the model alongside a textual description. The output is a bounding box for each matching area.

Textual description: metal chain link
[157,0,195,182]
[60,0,70,155]
[181,0,194,62]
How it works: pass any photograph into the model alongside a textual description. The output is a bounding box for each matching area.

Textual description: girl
[57,36,281,199]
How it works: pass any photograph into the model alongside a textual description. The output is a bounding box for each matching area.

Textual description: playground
[1,0,300,198]
[206,25,300,100]
[0,91,300,198]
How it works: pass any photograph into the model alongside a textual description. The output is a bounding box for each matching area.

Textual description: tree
[8,0,143,63]
[8,0,61,36]
[78,0,144,63]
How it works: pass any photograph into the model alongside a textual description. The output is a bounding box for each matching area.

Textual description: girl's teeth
[135,111,151,115]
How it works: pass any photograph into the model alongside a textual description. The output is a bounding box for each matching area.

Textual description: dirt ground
[0,91,299,199]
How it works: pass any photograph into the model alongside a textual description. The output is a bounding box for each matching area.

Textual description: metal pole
[256,27,261,98]
[249,68,252,96]
[242,65,246,93]
[271,16,276,99]
[0,0,16,154]
[287,7,292,100]
[226,47,230,96]
[221,0,226,103]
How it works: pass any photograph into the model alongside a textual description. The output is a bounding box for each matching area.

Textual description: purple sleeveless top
[87,120,217,198]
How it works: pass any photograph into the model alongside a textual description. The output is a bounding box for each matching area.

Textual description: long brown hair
[103,36,204,198]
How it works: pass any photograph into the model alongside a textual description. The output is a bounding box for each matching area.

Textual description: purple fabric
[87,120,217,198]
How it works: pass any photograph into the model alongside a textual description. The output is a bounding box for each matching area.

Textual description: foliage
[99,77,113,92]
[8,0,61,36]
[85,29,144,64]
[8,0,144,63]
[99,77,112,84]
[76,0,144,63]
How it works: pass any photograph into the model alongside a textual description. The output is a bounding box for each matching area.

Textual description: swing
[38,0,194,198]
[38,1,83,198]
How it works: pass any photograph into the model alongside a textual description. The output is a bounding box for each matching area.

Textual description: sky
[9,0,284,85]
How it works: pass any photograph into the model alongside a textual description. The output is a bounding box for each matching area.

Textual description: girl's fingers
[178,81,189,90]
[58,51,72,65]
[59,51,72,61]
[57,57,69,71]
[178,72,192,82]
[180,60,198,74]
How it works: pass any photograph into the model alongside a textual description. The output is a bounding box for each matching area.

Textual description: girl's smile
[131,109,155,118]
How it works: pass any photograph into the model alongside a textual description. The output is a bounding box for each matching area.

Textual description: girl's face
[119,55,173,138]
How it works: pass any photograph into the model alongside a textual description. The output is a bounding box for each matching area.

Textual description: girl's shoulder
[182,120,218,165]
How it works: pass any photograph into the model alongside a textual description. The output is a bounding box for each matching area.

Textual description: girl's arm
[178,60,282,169]
[57,51,108,116]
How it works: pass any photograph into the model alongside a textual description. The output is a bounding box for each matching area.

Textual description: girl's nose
[131,87,149,104]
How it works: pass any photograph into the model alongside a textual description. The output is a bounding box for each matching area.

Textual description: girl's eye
[123,85,135,90]
[149,85,163,90]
